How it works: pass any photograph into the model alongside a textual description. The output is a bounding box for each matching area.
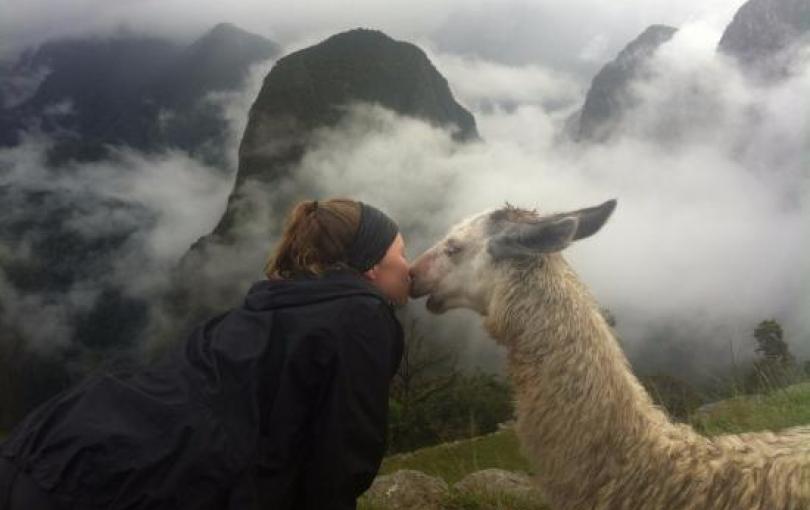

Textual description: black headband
[346,202,399,272]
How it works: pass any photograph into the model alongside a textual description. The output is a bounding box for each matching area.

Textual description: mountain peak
[575,24,677,143]
[614,25,678,70]
[196,22,276,48]
[718,0,810,77]
[170,28,478,327]
[188,22,279,57]
[239,27,477,161]
[209,22,242,35]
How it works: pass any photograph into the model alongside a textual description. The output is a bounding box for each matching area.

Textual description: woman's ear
[363,266,379,281]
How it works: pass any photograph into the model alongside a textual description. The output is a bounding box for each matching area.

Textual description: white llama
[408,199,810,510]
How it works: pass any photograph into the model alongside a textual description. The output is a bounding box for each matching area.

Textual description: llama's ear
[488,216,579,260]
[571,199,617,240]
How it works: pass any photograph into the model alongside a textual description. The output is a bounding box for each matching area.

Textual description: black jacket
[0,267,405,509]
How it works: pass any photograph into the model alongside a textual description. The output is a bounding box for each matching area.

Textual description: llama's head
[409,199,617,315]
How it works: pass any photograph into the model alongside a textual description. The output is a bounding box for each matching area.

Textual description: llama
[408,199,810,510]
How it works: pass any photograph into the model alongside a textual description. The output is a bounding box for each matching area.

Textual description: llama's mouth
[409,279,430,299]
[426,294,445,314]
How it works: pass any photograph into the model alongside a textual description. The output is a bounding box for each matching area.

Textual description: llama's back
[711,425,810,461]
[704,426,810,509]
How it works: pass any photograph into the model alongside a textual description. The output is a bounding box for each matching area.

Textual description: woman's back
[0,268,404,509]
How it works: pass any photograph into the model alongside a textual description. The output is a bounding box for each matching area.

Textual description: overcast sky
[1,0,745,78]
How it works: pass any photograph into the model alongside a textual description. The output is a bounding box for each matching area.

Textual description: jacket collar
[243,267,394,311]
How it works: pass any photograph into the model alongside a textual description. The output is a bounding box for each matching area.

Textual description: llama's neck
[483,257,709,507]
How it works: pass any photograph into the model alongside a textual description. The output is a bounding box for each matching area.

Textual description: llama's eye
[444,241,463,256]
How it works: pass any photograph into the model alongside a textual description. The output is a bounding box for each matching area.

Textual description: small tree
[390,316,459,416]
[387,316,459,452]
[387,316,515,453]
[754,319,792,365]
[745,319,797,393]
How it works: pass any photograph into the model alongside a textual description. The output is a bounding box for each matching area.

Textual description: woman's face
[364,233,411,306]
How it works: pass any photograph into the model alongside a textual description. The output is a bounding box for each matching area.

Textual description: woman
[0,198,410,510]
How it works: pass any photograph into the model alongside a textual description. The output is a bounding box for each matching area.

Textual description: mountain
[718,0,810,78]
[142,23,282,164]
[573,25,678,143]
[0,35,183,159]
[218,28,477,236]
[0,181,154,429]
[162,28,479,346]
[0,23,279,429]
[0,23,279,165]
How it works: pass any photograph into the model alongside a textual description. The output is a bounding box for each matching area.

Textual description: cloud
[1,2,807,381]
[281,16,809,377]
[0,58,272,355]
[421,44,583,111]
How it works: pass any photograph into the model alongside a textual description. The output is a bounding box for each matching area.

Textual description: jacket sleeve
[298,298,404,510]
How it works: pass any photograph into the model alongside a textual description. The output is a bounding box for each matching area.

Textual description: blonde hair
[264,198,361,279]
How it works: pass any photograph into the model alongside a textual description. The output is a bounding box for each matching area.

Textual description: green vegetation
[380,382,810,484]
[738,319,803,394]
[361,430,547,509]
[363,379,810,510]
[639,374,704,420]
[691,382,810,435]
[387,317,514,454]
[439,490,548,510]
[377,382,810,482]
[361,490,550,510]
[380,429,532,485]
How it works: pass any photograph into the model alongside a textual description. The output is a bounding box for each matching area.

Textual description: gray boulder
[363,469,449,510]
[453,468,543,501]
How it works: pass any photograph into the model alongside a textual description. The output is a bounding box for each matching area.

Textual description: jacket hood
[242,267,393,311]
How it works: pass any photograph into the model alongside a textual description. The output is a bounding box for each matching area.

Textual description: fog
[1,1,807,382]
[286,20,810,378]
[0,59,272,353]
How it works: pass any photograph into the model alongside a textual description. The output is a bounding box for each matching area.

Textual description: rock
[1,23,279,163]
[718,0,810,79]
[497,419,516,431]
[575,24,677,143]
[363,469,448,510]
[167,28,479,334]
[453,468,542,501]
[229,27,478,205]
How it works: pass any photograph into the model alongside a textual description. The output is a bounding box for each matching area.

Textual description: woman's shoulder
[339,292,397,322]
[338,293,403,342]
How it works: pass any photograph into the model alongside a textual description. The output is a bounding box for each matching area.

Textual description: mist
[284,20,809,378]
[0,1,808,382]
[0,57,274,355]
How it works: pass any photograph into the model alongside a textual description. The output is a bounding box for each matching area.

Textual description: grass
[359,429,546,509]
[4,382,809,510]
[439,490,548,510]
[359,470,548,510]
[691,381,810,435]
[360,493,549,510]
[361,382,810,509]
[373,382,810,489]
[379,429,533,484]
